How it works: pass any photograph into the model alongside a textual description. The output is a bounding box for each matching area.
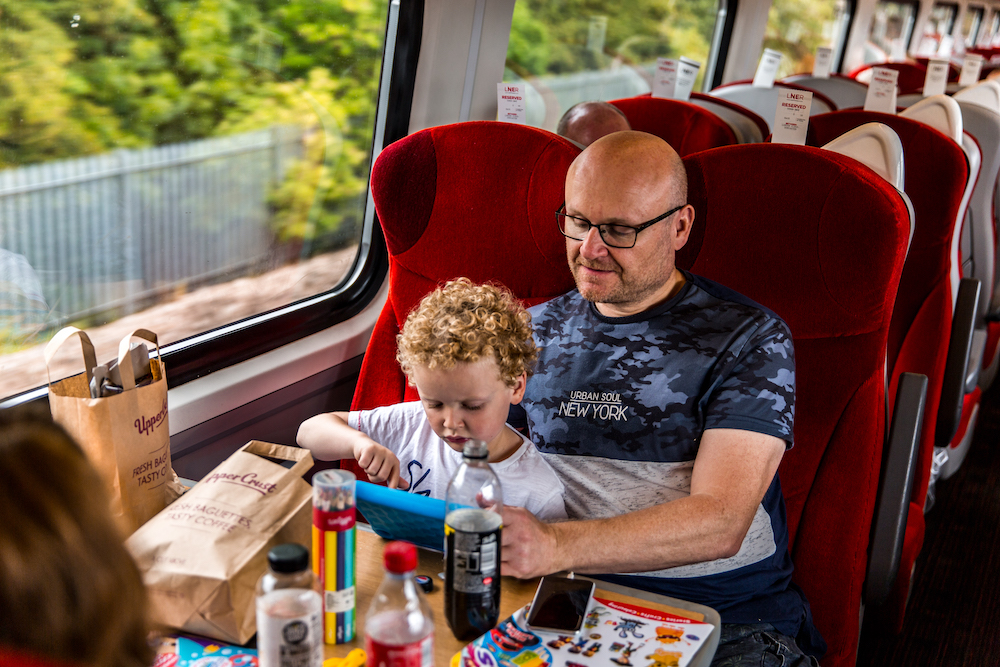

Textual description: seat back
[807,111,968,514]
[953,82,1000,386]
[688,92,769,143]
[678,143,909,667]
[354,121,579,414]
[819,122,905,189]
[608,96,738,155]
[782,73,870,109]
[849,61,930,94]
[954,79,1000,112]
[708,81,837,131]
[900,96,978,298]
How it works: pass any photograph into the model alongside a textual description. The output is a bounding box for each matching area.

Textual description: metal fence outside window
[0,126,303,331]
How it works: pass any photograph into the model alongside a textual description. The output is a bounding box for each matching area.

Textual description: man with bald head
[503,132,824,664]
[556,101,631,147]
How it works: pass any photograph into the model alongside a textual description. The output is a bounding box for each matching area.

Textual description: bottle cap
[268,543,310,573]
[414,574,434,593]
[462,440,489,460]
[383,541,418,574]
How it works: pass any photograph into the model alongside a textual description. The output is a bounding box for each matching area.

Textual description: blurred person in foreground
[556,101,631,148]
[0,412,152,667]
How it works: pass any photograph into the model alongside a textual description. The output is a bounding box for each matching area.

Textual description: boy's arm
[296,412,409,489]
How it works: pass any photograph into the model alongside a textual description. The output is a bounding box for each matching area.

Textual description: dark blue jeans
[711,623,821,667]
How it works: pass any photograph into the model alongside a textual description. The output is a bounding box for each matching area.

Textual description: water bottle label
[257,610,323,667]
[365,634,433,667]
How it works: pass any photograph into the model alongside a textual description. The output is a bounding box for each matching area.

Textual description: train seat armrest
[866,372,927,607]
[937,278,981,447]
[966,327,987,392]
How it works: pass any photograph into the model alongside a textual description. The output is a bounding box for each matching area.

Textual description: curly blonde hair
[397,278,537,387]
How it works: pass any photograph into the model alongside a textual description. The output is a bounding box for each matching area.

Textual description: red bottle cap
[383,541,418,574]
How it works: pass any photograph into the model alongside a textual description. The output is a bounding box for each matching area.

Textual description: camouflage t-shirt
[522,272,809,633]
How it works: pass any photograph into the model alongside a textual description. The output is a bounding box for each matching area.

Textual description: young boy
[297,278,567,521]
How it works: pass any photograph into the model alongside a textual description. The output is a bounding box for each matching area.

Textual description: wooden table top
[324,526,713,666]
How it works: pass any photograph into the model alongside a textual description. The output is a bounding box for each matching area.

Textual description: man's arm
[501,428,784,578]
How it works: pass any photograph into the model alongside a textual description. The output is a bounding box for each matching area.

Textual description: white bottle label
[257,590,323,667]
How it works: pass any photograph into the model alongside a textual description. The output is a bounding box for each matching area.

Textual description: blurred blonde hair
[0,412,152,667]
[397,278,537,387]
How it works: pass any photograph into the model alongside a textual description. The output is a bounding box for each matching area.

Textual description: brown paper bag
[46,327,176,534]
[127,441,314,644]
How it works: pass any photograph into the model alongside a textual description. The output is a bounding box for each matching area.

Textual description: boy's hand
[353,437,409,490]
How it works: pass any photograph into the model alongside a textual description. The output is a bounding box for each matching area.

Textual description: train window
[0,0,391,401]
[976,7,999,46]
[915,2,959,54]
[503,0,728,132]
[864,0,919,63]
[763,0,854,79]
[963,6,985,47]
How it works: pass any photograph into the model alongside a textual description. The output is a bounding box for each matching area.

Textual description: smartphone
[524,576,595,634]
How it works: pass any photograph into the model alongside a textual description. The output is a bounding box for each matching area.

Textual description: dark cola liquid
[444,507,503,640]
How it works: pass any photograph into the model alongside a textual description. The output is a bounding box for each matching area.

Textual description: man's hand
[353,437,409,490]
[501,505,560,579]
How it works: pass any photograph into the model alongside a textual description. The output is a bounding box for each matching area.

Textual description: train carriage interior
[5,0,1000,663]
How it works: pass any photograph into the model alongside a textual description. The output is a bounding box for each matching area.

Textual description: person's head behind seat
[561,131,694,317]
[556,101,632,147]
[0,413,152,667]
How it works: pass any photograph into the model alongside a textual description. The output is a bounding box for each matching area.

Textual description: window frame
[0,0,425,410]
[930,1,959,35]
[832,0,858,74]
[707,0,739,91]
[964,4,985,46]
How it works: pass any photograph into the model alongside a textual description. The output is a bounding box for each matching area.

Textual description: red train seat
[808,110,979,632]
[608,95,738,155]
[679,142,910,667]
[346,121,579,478]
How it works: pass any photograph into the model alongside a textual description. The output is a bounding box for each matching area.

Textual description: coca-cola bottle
[364,541,434,667]
[444,439,503,640]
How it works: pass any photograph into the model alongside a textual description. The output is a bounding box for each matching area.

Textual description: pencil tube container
[312,469,357,644]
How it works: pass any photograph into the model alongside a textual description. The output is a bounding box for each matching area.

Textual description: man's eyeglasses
[555,204,686,249]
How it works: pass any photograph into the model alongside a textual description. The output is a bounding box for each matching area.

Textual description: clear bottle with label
[444,439,503,640]
[256,543,324,667]
[365,541,434,667]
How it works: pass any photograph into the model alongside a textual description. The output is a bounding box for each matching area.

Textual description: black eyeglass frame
[555,203,687,249]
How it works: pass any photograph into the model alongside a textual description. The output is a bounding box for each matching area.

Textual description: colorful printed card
[452,596,713,667]
[153,634,258,667]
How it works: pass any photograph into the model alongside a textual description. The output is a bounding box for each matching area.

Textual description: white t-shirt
[349,401,567,521]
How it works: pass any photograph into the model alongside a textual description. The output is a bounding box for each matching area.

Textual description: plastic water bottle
[365,541,435,667]
[444,439,503,640]
[256,543,324,667]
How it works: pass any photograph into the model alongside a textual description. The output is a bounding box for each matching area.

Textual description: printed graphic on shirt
[406,460,432,496]
[558,391,628,422]
[525,281,794,464]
